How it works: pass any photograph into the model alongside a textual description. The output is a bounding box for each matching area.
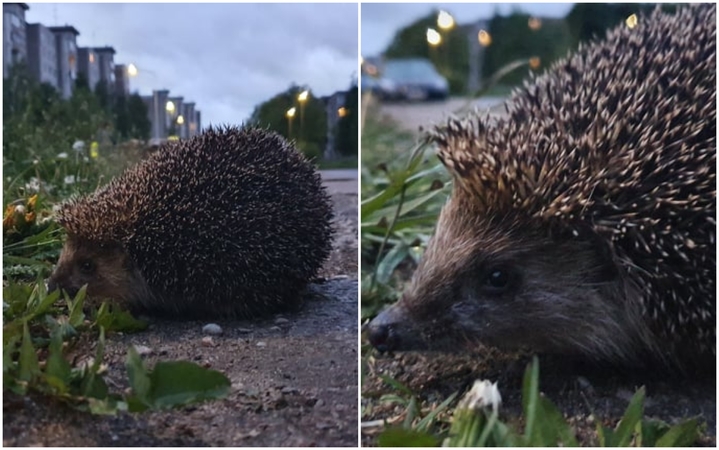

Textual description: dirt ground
[4,187,359,447]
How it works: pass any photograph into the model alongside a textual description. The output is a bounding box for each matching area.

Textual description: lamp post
[297,90,309,141]
[166,101,176,138]
[286,107,296,139]
[436,11,454,75]
[426,27,441,66]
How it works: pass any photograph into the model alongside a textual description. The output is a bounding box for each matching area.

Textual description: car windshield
[382,60,440,83]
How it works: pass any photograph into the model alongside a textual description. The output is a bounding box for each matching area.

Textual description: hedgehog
[368,5,716,370]
[48,126,334,318]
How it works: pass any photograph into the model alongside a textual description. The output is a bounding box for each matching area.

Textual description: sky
[25,3,358,126]
[362,3,575,56]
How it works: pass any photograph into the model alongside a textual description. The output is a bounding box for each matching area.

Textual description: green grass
[360,106,451,320]
[370,358,703,447]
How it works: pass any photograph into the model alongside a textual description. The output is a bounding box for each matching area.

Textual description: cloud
[25,3,358,125]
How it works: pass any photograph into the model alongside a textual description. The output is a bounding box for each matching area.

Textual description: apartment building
[77,47,99,88]
[49,25,79,99]
[114,63,130,96]
[26,23,58,87]
[3,3,28,77]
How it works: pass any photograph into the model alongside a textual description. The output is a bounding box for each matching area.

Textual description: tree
[482,13,572,86]
[566,3,676,48]
[248,84,327,160]
[335,84,358,157]
[383,10,470,94]
[126,94,151,140]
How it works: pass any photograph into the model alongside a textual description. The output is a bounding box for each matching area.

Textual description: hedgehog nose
[368,308,402,353]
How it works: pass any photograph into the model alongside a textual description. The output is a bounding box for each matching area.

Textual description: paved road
[378,96,508,134]
[320,169,358,195]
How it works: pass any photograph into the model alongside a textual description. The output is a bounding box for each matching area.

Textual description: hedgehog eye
[483,267,511,294]
[78,260,95,275]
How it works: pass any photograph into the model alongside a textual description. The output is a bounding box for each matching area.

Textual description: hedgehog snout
[368,302,429,352]
[47,271,79,298]
[368,308,402,353]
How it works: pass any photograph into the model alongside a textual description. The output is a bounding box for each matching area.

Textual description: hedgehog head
[48,191,152,306]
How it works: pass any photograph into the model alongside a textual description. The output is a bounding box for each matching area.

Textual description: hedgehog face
[368,195,654,363]
[48,236,149,306]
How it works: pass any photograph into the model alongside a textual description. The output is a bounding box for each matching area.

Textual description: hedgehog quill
[368,5,716,369]
[49,126,333,318]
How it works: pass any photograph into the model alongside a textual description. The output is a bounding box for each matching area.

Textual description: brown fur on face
[48,235,152,308]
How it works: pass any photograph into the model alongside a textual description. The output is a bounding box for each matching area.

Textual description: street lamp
[297,90,309,141]
[528,17,542,31]
[286,107,296,138]
[166,100,175,114]
[177,115,184,125]
[478,30,492,47]
[437,10,454,30]
[127,63,138,77]
[626,14,638,29]
[426,28,441,46]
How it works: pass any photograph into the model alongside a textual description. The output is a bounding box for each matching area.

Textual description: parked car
[380,58,449,101]
[361,72,399,100]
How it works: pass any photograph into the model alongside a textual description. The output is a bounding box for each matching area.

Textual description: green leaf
[613,386,645,446]
[446,408,485,447]
[87,397,126,415]
[95,302,148,332]
[377,427,439,447]
[45,328,71,389]
[18,321,40,383]
[27,286,61,320]
[597,424,614,447]
[521,356,540,441]
[415,391,458,432]
[67,285,87,327]
[126,345,151,405]
[535,395,579,446]
[374,241,410,285]
[144,360,231,409]
[654,417,702,447]
[379,374,414,397]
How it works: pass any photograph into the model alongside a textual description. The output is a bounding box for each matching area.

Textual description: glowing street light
[426,28,441,46]
[286,107,296,138]
[298,90,309,141]
[478,29,492,47]
[338,107,348,118]
[127,63,138,77]
[626,14,638,29]
[166,100,175,113]
[437,10,455,30]
[177,115,185,125]
[528,17,542,31]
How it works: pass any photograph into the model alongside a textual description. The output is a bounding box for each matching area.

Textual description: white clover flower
[57,152,68,159]
[456,379,502,414]
[72,140,85,151]
[25,177,41,193]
